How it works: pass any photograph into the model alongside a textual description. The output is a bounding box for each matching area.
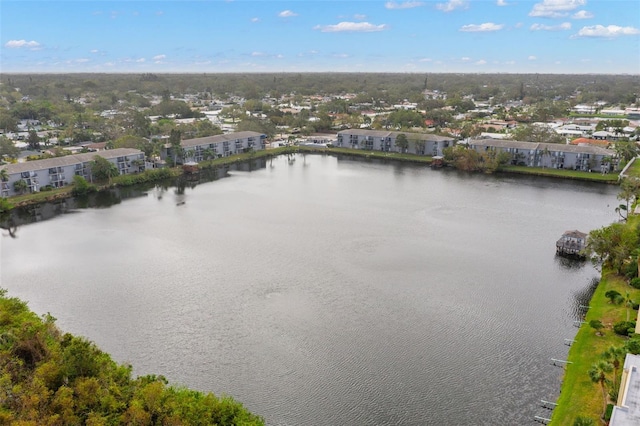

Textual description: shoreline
[1,145,619,212]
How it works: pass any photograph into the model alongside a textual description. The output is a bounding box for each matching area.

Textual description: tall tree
[395,133,409,153]
[169,129,182,165]
[27,130,40,151]
[588,361,613,419]
[90,156,119,184]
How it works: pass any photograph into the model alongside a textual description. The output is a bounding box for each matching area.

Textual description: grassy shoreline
[2,146,620,211]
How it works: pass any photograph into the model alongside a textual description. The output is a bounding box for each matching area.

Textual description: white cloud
[461,57,470,61]
[278,10,298,18]
[385,1,424,9]
[4,39,41,49]
[505,60,516,65]
[530,22,571,31]
[75,58,90,63]
[153,54,166,60]
[528,55,537,60]
[90,49,99,54]
[460,22,504,32]
[354,14,367,20]
[136,58,145,63]
[496,0,508,5]
[333,53,350,58]
[251,51,266,57]
[251,17,260,23]
[475,59,487,65]
[576,24,640,37]
[529,0,586,18]
[419,57,432,62]
[314,22,389,33]
[572,10,594,19]
[436,0,468,12]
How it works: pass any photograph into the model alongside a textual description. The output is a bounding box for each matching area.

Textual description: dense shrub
[613,320,636,336]
[630,277,640,289]
[71,175,96,196]
[0,289,263,425]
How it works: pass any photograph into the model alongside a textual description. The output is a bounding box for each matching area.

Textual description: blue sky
[1,0,639,74]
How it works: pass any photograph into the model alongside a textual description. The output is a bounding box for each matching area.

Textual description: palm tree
[602,346,627,391]
[588,360,613,418]
[0,169,8,182]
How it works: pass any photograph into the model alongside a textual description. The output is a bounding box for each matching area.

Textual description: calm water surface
[1,154,619,425]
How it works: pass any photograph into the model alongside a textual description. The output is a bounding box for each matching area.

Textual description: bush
[0,197,13,213]
[613,320,636,336]
[71,175,96,196]
[630,277,640,289]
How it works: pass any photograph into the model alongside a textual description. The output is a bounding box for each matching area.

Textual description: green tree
[616,177,640,221]
[588,360,613,419]
[169,129,182,165]
[510,124,565,144]
[602,345,627,391]
[615,140,639,165]
[0,168,8,182]
[13,179,28,194]
[27,130,40,151]
[586,223,639,274]
[395,133,409,153]
[589,319,605,336]
[605,290,623,305]
[90,156,119,184]
[0,136,20,159]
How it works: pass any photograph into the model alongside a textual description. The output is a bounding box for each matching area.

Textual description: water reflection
[570,277,600,321]
[555,254,588,270]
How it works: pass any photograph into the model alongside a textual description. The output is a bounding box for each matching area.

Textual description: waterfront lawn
[499,165,619,183]
[624,158,640,179]
[10,185,74,206]
[550,271,638,425]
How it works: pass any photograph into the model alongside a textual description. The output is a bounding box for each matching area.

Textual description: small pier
[556,230,587,258]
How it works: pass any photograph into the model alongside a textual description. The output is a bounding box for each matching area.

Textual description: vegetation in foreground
[0,289,264,425]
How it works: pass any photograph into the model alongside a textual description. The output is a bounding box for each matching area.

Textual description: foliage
[13,179,28,195]
[616,177,640,221]
[89,156,119,184]
[0,136,20,159]
[586,222,640,274]
[442,145,509,173]
[630,277,640,289]
[395,133,409,153]
[605,290,623,304]
[615,141,639,165]
[71,175,96,196]
[612,320,636,336]
[509,124,565,144]
[572,416,595,426]
[0,290,264,425]
[0,197,13,213]
[589,320,604,336]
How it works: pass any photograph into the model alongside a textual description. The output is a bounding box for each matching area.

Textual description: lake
[0,153,619,425]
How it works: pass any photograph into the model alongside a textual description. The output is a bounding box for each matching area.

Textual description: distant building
[336,129,455,156]
[467,139,616,172]
[0,148,145,197]
[162,131,266,164]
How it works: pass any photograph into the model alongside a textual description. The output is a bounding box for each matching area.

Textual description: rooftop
[610,354,640,426]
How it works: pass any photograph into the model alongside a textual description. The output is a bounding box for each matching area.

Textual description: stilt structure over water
[556,230,587,258]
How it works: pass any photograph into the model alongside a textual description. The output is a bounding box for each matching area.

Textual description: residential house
[0,148,145,197]
[467,139,616,173]
[162,131,266,164]
[336,129,455,156]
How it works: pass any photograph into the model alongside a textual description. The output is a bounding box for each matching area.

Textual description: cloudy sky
[1,0,639,74]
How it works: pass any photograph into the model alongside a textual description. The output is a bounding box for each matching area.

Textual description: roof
[562,230,587,239]
[610,354,640,426]
[180,131,265,148]
[337,128,454,142]
[571,138,611,147]
[0,148,143,174]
